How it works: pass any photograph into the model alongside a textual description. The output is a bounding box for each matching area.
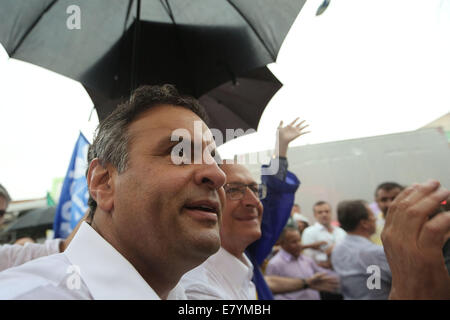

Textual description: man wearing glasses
[181,119,309,299]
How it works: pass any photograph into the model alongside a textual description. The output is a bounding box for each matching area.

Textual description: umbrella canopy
[5,206,55,231]
[198,66,282,136]
[92,65,282,138]
[0,0,306,133]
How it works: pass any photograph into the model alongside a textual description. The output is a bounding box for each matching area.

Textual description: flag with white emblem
[53,132,90,238]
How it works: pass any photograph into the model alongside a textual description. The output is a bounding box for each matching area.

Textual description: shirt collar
[64,222,168,300]
[346,234,373,245]
[279,248,297,262]
[209,247,254,287]
[314,222,334,232]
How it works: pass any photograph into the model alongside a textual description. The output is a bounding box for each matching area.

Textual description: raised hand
[275,118,310,157]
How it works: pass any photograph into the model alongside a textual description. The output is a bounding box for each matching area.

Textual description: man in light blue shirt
[331,200,391,300]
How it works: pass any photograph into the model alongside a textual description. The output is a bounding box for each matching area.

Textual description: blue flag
[53,132,90,238]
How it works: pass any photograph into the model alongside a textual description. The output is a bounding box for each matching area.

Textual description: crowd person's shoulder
[0,252,87,299]
[0,238,62,272]
[300,223,317,241]
[181,262,230,300]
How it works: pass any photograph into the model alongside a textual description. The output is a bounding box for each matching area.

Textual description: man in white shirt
[0,84,226,300]
[301,201,346,269]
[180,162,263,299]
[180,118,309,299]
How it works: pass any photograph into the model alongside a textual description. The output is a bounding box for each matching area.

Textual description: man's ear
[87,158,115,213]
[360,219,370,230]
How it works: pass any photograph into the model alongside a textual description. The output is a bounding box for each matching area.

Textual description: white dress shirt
[0,222,186,300]
[0,238,61,272]
[180,247,257,300]
[301,222,347,262]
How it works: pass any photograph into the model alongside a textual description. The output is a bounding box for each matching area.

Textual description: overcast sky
[1,0,449,200]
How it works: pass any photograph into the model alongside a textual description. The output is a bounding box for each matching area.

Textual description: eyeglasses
[224,183,267,200]
[0,210,6,217]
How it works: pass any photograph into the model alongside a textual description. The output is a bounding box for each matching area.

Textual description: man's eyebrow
[154,135,181,150]
[227,181,257,186]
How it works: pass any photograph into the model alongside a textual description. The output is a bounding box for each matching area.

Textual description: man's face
[106,105,226,269]
[376,188,402,217]
[0,196,7,226]
[314,203,332,226]
[297,221,308,233]
[220,164,264,249]
[281,229,302,258]
[364,205,377,235]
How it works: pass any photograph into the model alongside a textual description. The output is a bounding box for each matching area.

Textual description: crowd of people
[0,84,449,300]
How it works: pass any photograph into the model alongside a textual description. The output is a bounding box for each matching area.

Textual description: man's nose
[241,187,260,208]
[194,161,226,190]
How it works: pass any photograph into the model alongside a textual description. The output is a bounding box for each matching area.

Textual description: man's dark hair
[375,182,404,197]
[313,200,329,212]
[87,84,208,218]
[279,226,300,243]
[337,200,369,232]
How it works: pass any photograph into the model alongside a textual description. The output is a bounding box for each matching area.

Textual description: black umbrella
[5,207,56,231]
[0,207,55,243]
[90,65,282,139]
[0,0,306,132]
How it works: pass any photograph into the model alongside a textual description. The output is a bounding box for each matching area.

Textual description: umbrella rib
[225,0,275,61]
[124,0,135,31]
[10,0,60,56]
[158,0,202,96]
[130,0,141,92]
[159,0,176,24]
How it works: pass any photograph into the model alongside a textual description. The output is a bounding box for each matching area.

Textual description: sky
[1,0,450,201]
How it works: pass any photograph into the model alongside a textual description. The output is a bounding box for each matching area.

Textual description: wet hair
[337,200,369,232]
[87,84,208,218]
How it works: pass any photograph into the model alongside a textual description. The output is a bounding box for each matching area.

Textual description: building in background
[241,127,450,224]
[422,112,450,143]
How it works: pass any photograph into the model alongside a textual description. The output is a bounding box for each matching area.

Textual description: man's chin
[191,230,221,258]
[243,230,262,247]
